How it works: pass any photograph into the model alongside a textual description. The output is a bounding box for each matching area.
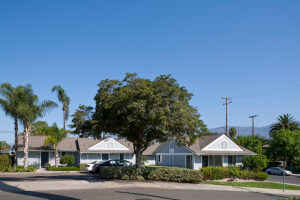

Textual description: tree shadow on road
[0,182,79,200]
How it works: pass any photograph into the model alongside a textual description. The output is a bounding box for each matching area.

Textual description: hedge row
[99,166,203,183]
[201,166,268,180]
[0,155,10,171]
[48,166,80,171]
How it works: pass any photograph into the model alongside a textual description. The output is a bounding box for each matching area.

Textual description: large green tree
[0,83,28,168]
[30,121,49,136]
[269,114,299,136]
[93,73,208,167]
[69,105,94,138]
[51,85,71,130]
[42,123,68,167]
[20,84,57,169]
[234,134,268,154]
[267,129,300,167]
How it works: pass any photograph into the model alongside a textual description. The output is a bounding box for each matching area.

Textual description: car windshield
[91,161,97,164]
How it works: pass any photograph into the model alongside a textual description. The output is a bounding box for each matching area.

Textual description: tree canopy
[266,129,300,167]
[93,73,208,166]
[234,134,268,154]
[69,105,94,138]
[269,114,299,136]
[229,127,237,138]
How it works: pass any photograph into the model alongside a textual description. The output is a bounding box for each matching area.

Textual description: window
[120,153,124,161]
[221,141,227,149]
[102,154,109,160]
[169,142,174,150]
[228,155,236,166]
[107,142,113,149]
[62,152,66,156]
[156,155,162,163]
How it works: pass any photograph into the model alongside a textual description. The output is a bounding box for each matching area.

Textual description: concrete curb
[2,180,300,196]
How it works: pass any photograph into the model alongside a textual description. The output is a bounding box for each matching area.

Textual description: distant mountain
[209,125,271,138]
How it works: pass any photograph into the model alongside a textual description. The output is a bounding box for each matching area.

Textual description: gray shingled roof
[17,136,78,152]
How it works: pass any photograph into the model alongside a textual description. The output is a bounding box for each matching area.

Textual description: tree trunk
[23,123,30,169]
[14,117,18,169]
[55,146,58,167]
[63,108,66,130]
[134,146,143,168]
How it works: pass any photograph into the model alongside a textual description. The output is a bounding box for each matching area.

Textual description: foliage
[277,198,300,200]
[27,166,37,172]
[93,73,208,167]
[30,121,49,136]
[51,85,71,130]
[204,181,300,190]
[234,134,268,154]
[0,155,10,171]
[48,166,80,171]
[266,129,300,167]
[12,165,37,172]
[99,166,203,183]
[80,163,87,171]
[60,155,75,166]
[42,123,68,167]
[201,166,268,180]
[229,127,237,138]
[269,114,299,136]
[69,105,94,138]
[242,154,268,172]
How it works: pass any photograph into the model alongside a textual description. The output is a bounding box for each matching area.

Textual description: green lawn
[203,181,300,190]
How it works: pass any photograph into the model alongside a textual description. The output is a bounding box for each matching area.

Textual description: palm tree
[51,85,71,130]
[0,83,28,169]
[269,114,299,136]
[43,123,67,167]
[20,84,58,169]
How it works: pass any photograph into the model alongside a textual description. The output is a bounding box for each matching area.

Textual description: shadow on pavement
[116,191,180,200]
[0,182,79,200]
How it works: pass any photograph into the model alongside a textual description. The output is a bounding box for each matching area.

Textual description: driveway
[267,174,300,185]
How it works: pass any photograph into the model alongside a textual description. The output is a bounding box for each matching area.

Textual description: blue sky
[0,1,300,143]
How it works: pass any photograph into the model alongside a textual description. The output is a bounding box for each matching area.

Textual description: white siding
[17,151,40,168]
[88,138,129,151]
[202,135,243,151]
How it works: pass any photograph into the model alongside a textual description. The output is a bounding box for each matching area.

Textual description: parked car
[266,167,292,176]
[92,159,135,173]
[84,161,99,172]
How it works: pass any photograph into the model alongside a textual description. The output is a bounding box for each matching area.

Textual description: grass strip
[203,181,300,190]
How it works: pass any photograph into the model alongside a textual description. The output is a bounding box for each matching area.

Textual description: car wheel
[268,172,271,175]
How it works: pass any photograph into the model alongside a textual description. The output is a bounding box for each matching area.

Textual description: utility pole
[249,115,257,136]
[222,97,232,136]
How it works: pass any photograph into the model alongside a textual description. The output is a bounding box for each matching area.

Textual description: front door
[186,155,192,169]
[41,152,49,167]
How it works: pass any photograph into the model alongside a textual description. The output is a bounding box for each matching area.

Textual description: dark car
[92,159,135,173]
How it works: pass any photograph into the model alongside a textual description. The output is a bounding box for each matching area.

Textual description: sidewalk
[1,179,300,196]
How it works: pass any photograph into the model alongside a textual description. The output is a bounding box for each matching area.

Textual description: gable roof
[17,136,78,152]
[153,134,256,156]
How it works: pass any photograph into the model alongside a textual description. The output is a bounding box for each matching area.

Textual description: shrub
[15,166,25,172]
[242,154,268,172]
[60,155,75,166]
[27,166,37,172]
[201,166,230,180]
[0,155,10,171]
[80,163,87,171]
[48,166,80,171]
[278,197,300,200]
[99,166,202,183]
[201,166,268,181]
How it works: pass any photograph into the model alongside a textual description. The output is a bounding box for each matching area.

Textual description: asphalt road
[0,188,288,200]
[267,174,300,185]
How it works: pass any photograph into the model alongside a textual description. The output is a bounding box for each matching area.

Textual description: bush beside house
[48,166,80,171]
[99,166,203,183]
[201,166,268,181]
[0,155,10,171]
[60,155,75,166]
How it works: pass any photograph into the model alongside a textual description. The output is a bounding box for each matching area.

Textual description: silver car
[266,167,292,176]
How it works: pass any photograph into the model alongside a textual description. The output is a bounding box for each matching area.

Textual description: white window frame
[107,142,114,149]
[156,155,162,163]
[221,141,227,149]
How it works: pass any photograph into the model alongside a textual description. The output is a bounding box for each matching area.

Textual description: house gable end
[202,134,243,151]
[88,137,129,151]
[155,140,194,154]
